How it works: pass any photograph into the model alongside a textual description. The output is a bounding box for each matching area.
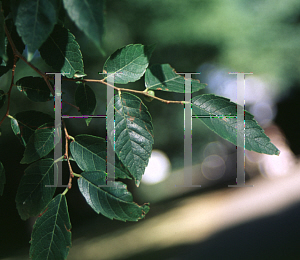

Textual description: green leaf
[107,93,154,186]
[75,83,96,126]
[15,159,57,220]
[13,0,59,61]
[0,161,5,196]
[145,64,206,93]
[63,0,105,54]
[78,171,150,221]
[192,94,280,155]
[70,134,132,179]
[11,110,54,146]
[103,44,155,84]
[0,7,7,62]
[20,124,56,164]
[29,194,71,260]
[0,19,25,77]
[0,89,6,109]
[16,76,53,102]
[39,24,84,78]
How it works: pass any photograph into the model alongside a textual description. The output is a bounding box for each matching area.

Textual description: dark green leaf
[75,84,96,126]
[29,194,71,260]
[15,159,57,220]
[0,161,5,196]
[39,24,84,78]
[70,134,132,179]
[16,76,53,102]
[10,110,54,146]
[78,171,150,221]
[20,124,56,164]
[145,64,206,93]
[0,89,6,109]
[0,7,7,61]
[0,19,25,77]
[192,94,280,155]
[103,44,155,84]
[107,93,154,186]
[63,0,105,53]
[13,0,59,61]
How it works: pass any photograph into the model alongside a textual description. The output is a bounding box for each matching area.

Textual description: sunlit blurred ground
[3,121,299,260]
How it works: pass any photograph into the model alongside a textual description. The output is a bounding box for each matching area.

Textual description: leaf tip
[1,53,8,62]
[20,157,26,164]
[27,52,35,62]
[135,179,141,187]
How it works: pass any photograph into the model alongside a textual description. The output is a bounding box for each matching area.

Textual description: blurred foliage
[77,0,300,168]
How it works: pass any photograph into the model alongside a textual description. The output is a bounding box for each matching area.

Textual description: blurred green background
[1,0,300,259]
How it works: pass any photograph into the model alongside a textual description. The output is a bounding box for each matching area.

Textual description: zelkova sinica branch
[59,77,189,105]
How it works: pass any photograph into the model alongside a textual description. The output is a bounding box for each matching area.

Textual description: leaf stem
[54,155,65,164]
[72,172,81,178]
[62,100,80,112]
[58,77,188,104]
[63,120,74,189]
[62,187,69,196]
[1,22,79,126]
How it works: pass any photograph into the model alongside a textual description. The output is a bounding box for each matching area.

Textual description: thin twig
[57,77,188,104]
[63,120,74,189]
[62,100,80,111]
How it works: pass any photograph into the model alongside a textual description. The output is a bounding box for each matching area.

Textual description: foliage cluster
[0,1,279,259]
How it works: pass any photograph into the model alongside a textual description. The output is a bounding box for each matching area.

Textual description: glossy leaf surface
[63,0,105,53]
[15,159,57,220]
[192,94,280,155]
[13,0,59,60]
[29,194,71,260]
[103,44,155,84]
[107,93,154,185]
[39,25,84,78]
[70,134,132,179]
[145,64,206,93]
[78,171,150,221]
[20,124,56,164]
